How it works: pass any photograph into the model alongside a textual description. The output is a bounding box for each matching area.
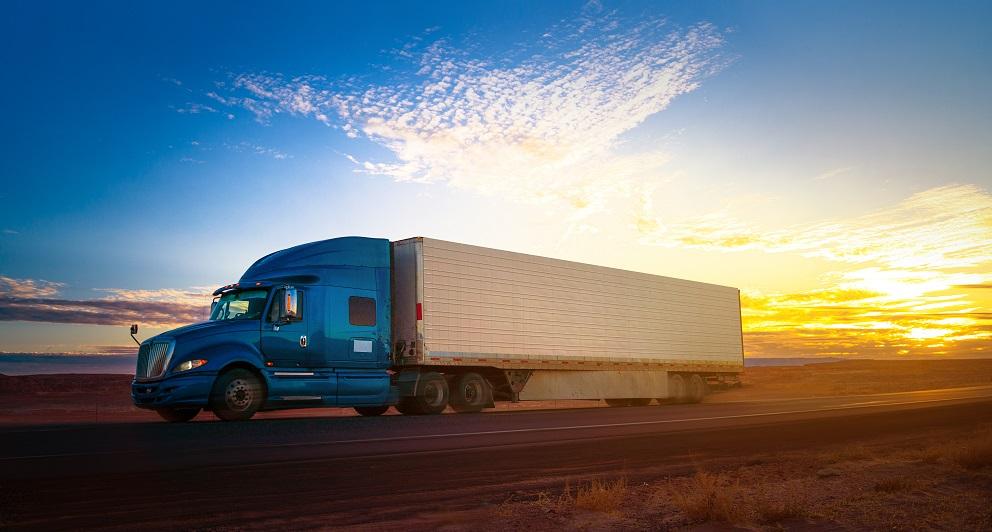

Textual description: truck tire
[155,407,200,422]
[210,368,264,421]
[451,372,489,413]
[354,405,390,417]
[688,374,708,403]
[396,371,449,415]
[668,374,688,404]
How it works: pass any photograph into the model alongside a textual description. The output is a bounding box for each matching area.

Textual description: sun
[905,328,954,341]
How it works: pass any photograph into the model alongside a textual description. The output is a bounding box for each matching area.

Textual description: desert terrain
[2,358,991,426]
[1,359,991,530]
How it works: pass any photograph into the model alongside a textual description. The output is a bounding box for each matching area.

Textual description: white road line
[1,394,986,463]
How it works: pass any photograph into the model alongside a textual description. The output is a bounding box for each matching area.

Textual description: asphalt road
[2,386,991,530]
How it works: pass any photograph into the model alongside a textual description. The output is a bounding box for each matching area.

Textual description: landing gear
[211,368,264,421]
[396,371,449,415]
[450,372,490,413]
[155,407,200,422]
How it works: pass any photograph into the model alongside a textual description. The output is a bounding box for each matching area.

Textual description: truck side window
[349,296,376,326]
[268,288,304,322]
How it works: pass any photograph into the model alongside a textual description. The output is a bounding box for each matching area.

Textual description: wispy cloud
[0,278,214,327]
[0,276,63,298]
[225,141,291,160]
[812,166,854,181]
[209,14,728,215]
[174,102,218,115]
[637,184,992,356]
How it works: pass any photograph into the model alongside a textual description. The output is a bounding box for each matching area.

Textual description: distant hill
[0,354,136,375]
[744,357,845,367]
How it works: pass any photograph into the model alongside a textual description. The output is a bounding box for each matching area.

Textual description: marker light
[175,359,208,372]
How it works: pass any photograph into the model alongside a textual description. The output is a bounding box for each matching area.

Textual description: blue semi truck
[131,237,743,422]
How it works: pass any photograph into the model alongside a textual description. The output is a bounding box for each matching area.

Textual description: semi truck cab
[131,237,397,421]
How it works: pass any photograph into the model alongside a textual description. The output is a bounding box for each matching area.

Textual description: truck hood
[153,320,259,343]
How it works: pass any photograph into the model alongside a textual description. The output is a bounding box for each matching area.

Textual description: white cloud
[212,14,728,215]
[0,276,63,298]
[638,184,992,271]
[175,102,218,114]
[226,141,291,160]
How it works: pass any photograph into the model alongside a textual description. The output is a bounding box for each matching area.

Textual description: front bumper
[131,373,216,409]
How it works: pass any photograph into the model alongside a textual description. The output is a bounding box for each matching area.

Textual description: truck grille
[135,341,173,380]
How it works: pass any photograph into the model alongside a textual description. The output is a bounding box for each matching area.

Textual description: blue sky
[1,1,990,356]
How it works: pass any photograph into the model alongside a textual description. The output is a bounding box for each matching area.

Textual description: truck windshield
[210,289,269,321]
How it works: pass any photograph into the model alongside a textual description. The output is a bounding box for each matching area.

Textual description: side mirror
[129,324,140,346]
[279,287,299,322]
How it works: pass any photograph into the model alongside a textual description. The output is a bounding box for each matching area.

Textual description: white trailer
[391,238,743,414]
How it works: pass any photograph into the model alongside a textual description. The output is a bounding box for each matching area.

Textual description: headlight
[174,359,208,372]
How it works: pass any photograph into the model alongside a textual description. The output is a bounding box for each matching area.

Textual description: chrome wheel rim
[225,378,253,410]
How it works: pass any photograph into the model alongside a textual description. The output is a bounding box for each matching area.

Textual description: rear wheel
[668,374,688,404]
[211,368,264,421]
[155,407,200,422]
[354,405,390,417]
[396,372,449,415]
[688,374,708,403]
[451,373,489,413]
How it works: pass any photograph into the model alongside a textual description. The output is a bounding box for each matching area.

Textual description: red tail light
[416,303,423,321]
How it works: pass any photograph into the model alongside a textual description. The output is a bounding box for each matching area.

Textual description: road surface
[1,386,990,530]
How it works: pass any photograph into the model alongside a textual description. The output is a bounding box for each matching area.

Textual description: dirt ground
[1,359,991,425]
[425,422,992,531]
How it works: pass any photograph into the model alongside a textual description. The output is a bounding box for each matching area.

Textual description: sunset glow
[1,2,989,359]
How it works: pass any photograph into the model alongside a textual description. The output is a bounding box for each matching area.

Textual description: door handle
[299,335,308,348]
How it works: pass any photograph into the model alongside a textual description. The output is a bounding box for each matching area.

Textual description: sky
[1,0,990,358]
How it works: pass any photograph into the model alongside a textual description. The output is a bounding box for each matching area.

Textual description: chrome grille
[135,341,173,380]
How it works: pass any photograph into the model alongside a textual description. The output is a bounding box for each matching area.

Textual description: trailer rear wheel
[451,373,489,413]
[210,368,263,421]
[667,374,688,404]
[688,374,708,403]
[155,407,200,422]
[354,405,390,417]
[396,371,449,415]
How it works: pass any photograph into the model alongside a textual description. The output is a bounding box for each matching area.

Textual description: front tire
[354,405,390,417]
[211,368,264,421]
[156,407,200,423]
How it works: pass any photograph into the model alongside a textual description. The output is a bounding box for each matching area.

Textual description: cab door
[261,287,309,368]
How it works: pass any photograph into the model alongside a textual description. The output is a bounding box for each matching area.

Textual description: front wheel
[354,405,390,417]
[210,368,264,421]
[156,407,200,423]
